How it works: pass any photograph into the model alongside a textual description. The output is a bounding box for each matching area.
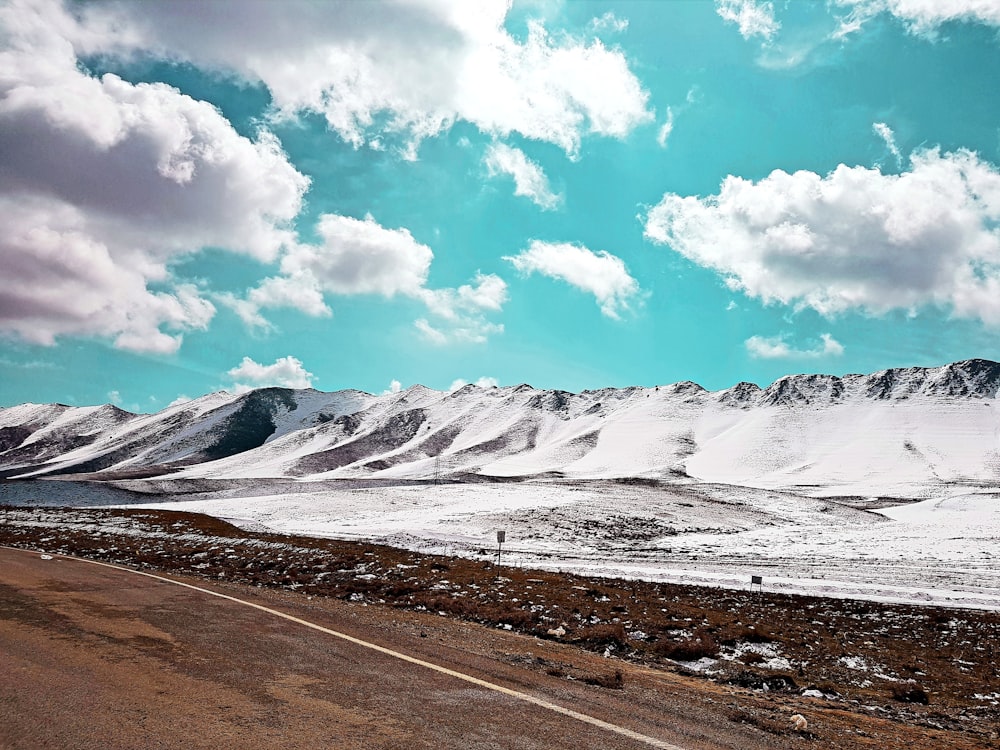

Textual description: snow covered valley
[4,476,999,610]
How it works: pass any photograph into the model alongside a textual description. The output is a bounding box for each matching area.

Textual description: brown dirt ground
[1,505,998,749]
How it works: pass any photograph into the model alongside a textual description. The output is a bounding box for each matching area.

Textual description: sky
[3,0,1000,411]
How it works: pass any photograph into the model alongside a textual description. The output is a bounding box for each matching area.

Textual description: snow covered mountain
[3,359,1000,497]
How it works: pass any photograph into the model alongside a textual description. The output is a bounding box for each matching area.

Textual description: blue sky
[3,0,1000,411]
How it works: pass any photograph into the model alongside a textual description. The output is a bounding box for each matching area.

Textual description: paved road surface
[0,547,787,749]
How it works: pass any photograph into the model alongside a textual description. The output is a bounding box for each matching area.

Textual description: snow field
[115,479,1000,610]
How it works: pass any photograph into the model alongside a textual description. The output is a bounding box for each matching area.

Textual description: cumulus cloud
[449,376,500,391]
[382,379,403,395]
[2,0,629,352]
[231,212,507,343]
[411,271,507,343]
[504,241,641,319]
[716,0,780,41]
[745,333,844,359]
[283,214,433,298]
[833,0,1000,36]
[217,272,333,332]
[0,0,308,353]
[237,216,406,314]
[71,0,652,159]
[644,148,1000,324]
[247,275,332,319]
[418,273,508,320]
[484,143,563,210]
[227,355,315,393]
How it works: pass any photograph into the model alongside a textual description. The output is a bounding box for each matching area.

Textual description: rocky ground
[1,505,998,748]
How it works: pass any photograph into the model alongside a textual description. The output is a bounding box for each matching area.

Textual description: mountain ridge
[2,359,999,495]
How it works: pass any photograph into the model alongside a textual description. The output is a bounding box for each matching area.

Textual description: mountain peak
[926,359,1000,398]
[759,373,844,407]
[718,381,762,408]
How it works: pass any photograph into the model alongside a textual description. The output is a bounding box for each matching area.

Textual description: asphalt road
[0,547,781,750]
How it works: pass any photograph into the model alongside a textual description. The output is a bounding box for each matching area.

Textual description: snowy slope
[0,402,136,476]
[1,359,999,497]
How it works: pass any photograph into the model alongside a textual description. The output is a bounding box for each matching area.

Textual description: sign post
[750,574,763,593]
[496,530,506,566]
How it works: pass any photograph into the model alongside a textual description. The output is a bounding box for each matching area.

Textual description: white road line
[8,548,687,750]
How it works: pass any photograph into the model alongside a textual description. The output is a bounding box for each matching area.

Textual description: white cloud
[745,333,844,359]
[227,355,315,393]
[233,213,427,321]
[873,122,902,168]
[0,0,308,354]
[168,395,192,407]
[233,213,506,343]
[219,274,331,331]
[418,273,508,321]
[414,318,448,345]
[833,0,1000,37]
[382,379,403,395]
[716,0,780,41]
[282,214,433,298]
[449,376,499,392]
[106,388,142,411]
[644,148,1000,324]
[504,241,641,319]
[408,269,507,344]
[72,0,653,159]
[657,107,675,148]
[657,88,701,148]
[215,293,272,332]
[248,275,332,319]
[590,11,629,33]
[414,317,503,345]
[484,143,563,210]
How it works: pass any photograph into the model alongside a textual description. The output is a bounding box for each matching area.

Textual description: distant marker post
[496,529,506,566]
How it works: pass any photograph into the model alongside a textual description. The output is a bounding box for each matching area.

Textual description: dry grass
[582,668,624,689]
[654,629,719,661]
[892,683,930,704]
